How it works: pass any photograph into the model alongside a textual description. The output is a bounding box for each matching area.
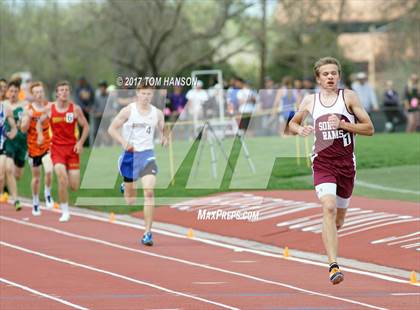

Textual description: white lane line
[339,219,419,237]
[0,217,393,309]
[0,277,89,310]
[1,214,416,286]
[401,243,420,249]
[356,181,420,195]
[338,215,407,233]
[0,242,238,310]
[388,237,420,246]
[371,232,420,245]
[277,208,362,227]
[231,260,256,263]
[290,210,370,230]
[390,293,420,296]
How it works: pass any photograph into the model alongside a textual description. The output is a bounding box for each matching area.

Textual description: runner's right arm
[288,94,314,137]
[35,103,51,145]
[107,106,133,151]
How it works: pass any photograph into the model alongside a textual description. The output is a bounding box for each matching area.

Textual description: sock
[33,195,40,206]
[44,186,51,198]
[329,262,339,272]
[60,202,69,214]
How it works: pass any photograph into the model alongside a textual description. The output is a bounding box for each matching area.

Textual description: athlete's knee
[143,189,154,200]
[125,196,136,205]
[32,176,41,186]
[57,174,68,188]
[5,164,13,176]
[69,183,79,192]
[323,203,337,218]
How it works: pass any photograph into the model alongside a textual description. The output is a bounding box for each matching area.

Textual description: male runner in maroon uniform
[39,81,89,222]
[289,57,374,284]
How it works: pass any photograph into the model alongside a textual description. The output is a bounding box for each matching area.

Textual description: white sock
[33,195,39,206]
[44,186,51,198]
[60,202,69,214]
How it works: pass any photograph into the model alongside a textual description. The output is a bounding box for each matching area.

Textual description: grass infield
[15,132,419,212]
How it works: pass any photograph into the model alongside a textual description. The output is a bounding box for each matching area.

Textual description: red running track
[1,204,419,310]
[148,191,420,271]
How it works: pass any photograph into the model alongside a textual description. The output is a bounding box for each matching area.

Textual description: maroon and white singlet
[311,89,356,199]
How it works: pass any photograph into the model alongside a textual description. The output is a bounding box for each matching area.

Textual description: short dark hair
[7,79,20,90]
[98,80,108,88]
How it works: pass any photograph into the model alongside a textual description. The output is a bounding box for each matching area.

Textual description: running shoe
[32,205,41,216]
[141,232,153,246]
[329,267,344,285]
[45,195,54,209]
[0,192,8,203]
[120,182,125,194]
[59,212,70,222]
[14,200,21,211]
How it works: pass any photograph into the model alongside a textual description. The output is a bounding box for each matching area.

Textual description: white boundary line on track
[0,241,239,310]
[0,277,89,310]
[1,216,391,310]
[355,180,420,195]
[2,209,418,287]
[5,203,419,286]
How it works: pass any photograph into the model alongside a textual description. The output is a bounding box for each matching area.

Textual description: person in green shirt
[3,80,28,210]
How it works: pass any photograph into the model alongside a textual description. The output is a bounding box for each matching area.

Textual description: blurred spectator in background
[273,76,298,136]
[404,74,419,132]
[75,77,94,146]
[227,77,241,115]
[351,72,379,115]
[186,80,209,136]
[206,82,224,119]
[108,83,136,111]
[75,77,94,119]
[258,76,277,135]
[152,89,168,111]
[383,80,404,132]
[0,78,7,101]
[293,79,304,105]
[168,85,187,123]
[237,80,257,135]
[302,77,314,96]
[93,81,111,145]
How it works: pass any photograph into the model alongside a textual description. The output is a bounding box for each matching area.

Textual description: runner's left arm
[74,105,90,154]
[157,109,168,147]
[35,103,52,145]
[329,89,374,136]
[5,105,17,139]
[20,105,33,133]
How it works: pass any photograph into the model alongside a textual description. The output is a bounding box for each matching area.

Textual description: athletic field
[15,132,420,212]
